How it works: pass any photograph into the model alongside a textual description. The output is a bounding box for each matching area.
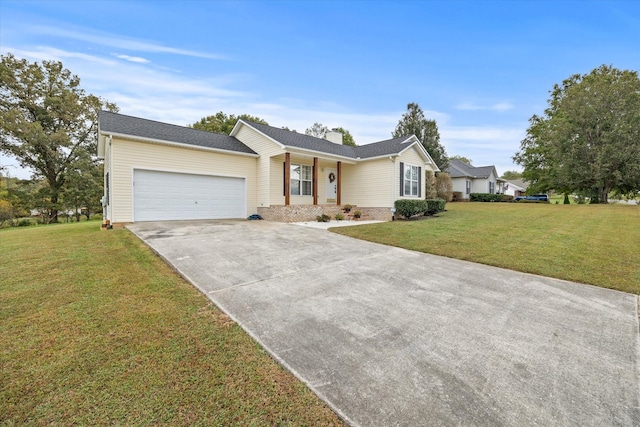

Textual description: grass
[333,202,640,295]
[0,222,344,426]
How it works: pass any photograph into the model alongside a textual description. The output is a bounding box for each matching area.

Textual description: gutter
[100,131,260,158]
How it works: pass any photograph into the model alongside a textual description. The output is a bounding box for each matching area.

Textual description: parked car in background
[515,194,550,203]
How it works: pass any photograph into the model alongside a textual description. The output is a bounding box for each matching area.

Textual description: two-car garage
[133,170,246,222]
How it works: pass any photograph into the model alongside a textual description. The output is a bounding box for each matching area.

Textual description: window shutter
[418,167,422,198]
[399,162,404,196]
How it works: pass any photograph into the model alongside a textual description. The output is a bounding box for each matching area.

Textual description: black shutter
[418,167,422,198]
[399,162,404,196]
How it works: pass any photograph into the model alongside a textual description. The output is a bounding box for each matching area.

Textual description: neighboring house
[502,179,528,197]
[97,111,440,224]
[445,159,504,198]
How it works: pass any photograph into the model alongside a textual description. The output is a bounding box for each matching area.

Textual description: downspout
[390,156,397,220]
[105,135,113,227]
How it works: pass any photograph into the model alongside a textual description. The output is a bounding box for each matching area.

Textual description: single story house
[445,159,504,198]
[502,179,528,198]
[97,111,440,225]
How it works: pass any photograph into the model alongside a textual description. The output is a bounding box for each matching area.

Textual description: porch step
[344,212,372,221]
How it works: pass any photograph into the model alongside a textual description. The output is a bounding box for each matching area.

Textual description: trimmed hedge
[394,199,446,219]
[470,193,514,202]
[426,198,446,215]
[395,200,427,218]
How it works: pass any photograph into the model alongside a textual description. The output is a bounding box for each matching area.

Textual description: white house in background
[445,159,504,198]
[503,179,528,197]
[96,111,440,225]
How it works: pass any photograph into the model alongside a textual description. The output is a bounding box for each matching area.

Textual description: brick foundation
[257,205,392,222]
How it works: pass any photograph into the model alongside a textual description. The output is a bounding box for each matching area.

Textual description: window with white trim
[489,181,495,194]
[404,164,420,197]
[290,164,312,196]
[466,180,471,195]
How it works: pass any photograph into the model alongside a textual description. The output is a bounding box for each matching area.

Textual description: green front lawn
[333,202,640,294]
[0,222,344,426]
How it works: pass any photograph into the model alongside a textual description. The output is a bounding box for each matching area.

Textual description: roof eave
[231,120,286,149]
[398,136,440,171]
[285,146,358,164]
[99,130,259,158]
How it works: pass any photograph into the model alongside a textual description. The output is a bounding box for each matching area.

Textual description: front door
[326,168,337,203]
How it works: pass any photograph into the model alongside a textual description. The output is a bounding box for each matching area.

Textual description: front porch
[257,204,393,223]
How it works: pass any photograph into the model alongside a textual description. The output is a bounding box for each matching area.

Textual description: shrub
[425,171,437,199]
[335,213,344,221]
[394,199,428,219]
[353,210,362,219]
[470,193,513,202]
[435,173,453,202]
[17,218,33,227]
[342,204,353,213]
[425,198,446,215]
[316,214,331,222]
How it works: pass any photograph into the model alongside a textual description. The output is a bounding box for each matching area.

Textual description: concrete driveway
[128,220,639,427]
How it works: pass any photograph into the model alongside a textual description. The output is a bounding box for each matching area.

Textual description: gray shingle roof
[243,121,416,160]
[506,178,528,189]
[446,159,495,178]
[98,111,257,155]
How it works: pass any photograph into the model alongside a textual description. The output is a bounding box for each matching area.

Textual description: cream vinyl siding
[397,146,430,200]
[233,125,284,207]
[341,159,393,207]
[269,156,285,205]
[109,138,257,223]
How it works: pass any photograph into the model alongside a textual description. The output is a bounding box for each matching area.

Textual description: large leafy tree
[61,152,104,221]
[393,102,448,170]
[333,127,356,147]
[501,170,523,180]
[190,112,268,134]
[514,65,640,203]
[305,123,357,146]
[450,155,472,165]
[305,122,329,138]
[0,53,117,222]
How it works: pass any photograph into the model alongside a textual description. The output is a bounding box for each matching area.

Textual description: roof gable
[98,111,257,155]
[447,159,496,179]
[234,120,438,168]
[235,120,357,158]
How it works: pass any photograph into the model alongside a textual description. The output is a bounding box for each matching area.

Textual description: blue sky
[1,0,639,179]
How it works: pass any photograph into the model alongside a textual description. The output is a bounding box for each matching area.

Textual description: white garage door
[133,170,245,221]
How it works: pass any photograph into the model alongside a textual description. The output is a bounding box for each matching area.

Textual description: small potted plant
[343,204,353,213]
[353,210,362,219]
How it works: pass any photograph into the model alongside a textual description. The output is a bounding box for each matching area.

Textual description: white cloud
[113,54,150,64]
[4,46,116,65]
[456,101,514,111]
[30,25,229,60]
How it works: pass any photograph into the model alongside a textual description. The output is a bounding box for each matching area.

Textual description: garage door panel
[133,170,245,221]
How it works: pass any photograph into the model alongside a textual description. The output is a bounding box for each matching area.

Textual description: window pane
[290,165,300,180]
[302,181,312,196]
[411,166,418,180]
[412,181,418,196]
[301,165,312,180]
[404,181,411,195]
[290,179,300,195]
[405,168,412,180]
